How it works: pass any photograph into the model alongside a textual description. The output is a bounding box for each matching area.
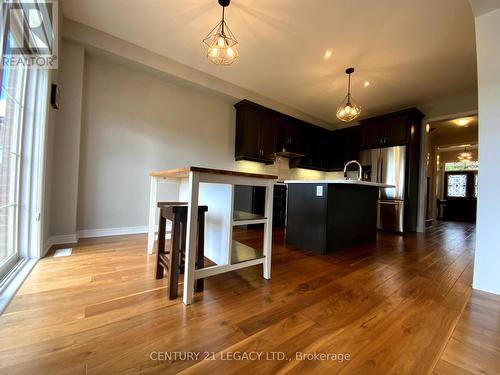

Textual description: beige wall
[49,40,85,237]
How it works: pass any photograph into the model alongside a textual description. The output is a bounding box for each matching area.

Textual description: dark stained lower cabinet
[286,183,379,253]
[273,184,287,227]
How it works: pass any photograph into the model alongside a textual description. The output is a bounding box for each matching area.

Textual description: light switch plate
[316,186,323,197]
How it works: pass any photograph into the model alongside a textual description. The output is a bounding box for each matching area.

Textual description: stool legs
[195,212,205,292]
[155,204,207,300]
[155,214,167,279]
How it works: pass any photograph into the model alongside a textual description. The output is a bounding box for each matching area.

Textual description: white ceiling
[429,115,478,145]
[62,0,477,125]
[470,0,500,16]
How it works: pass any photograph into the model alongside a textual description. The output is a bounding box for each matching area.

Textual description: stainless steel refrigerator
[359,146,406,232]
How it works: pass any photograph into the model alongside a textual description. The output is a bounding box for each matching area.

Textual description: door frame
[417,110,478,232]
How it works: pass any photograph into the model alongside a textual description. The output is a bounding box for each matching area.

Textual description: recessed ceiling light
[324,50,333,60]
[364,81,370,87]
[452,117,472,127]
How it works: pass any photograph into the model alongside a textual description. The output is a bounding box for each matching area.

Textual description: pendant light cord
[221,6,225,34]
[347,73,351,102]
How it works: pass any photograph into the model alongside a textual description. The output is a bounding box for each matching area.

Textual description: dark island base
[286,183,379,253]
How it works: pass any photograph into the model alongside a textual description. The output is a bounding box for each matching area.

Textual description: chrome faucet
[343,160,363,181]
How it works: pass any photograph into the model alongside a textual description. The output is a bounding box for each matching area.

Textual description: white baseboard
[77,226,151,239]
[44,224,168,254]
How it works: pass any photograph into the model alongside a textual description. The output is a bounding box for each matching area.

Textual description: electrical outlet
[316,186,323,197]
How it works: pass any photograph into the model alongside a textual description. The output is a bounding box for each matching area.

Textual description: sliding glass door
[0,52,27,279]
[0,1,53,284]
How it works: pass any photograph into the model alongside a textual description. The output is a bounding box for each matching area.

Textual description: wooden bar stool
[156,202,208,299]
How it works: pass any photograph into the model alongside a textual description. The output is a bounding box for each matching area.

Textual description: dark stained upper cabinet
[345,126,362,162]
[360,108,423,149]
[276,116,304,156]
[329,126,362,171]
[234,100,276,164]
[360,119,385,149]
[289,125,329,171]
[234,100,421,185]
[384,115,410,145]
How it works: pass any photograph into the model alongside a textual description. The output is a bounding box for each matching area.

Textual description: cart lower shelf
[231,240,264,264]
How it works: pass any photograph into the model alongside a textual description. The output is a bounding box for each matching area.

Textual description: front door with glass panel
[444,171,477,222]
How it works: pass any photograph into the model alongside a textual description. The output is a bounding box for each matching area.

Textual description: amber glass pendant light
[203,0,239,66]
[336,67,362,122]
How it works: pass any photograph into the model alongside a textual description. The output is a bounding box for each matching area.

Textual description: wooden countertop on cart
[149,166,278,180]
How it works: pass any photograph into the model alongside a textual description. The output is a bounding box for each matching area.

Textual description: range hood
[275,148,305,158]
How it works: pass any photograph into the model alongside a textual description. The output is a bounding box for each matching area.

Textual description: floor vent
[53,248,73,257]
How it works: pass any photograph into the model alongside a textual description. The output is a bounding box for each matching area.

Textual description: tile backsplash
[236,157,344,181]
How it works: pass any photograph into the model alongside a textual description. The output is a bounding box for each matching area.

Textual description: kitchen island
[148,167,277,304]
[285,180,394,253]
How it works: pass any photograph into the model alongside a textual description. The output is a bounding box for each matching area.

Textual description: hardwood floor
[0,222,496,374]
[433,289,500,375]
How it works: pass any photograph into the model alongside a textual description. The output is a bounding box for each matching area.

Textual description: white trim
[194,257,265,279]
[418,110,479,232]
[417,119,428,232]
[78,225,154,239]
[0,258,37,314]
[43,224,167,256]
